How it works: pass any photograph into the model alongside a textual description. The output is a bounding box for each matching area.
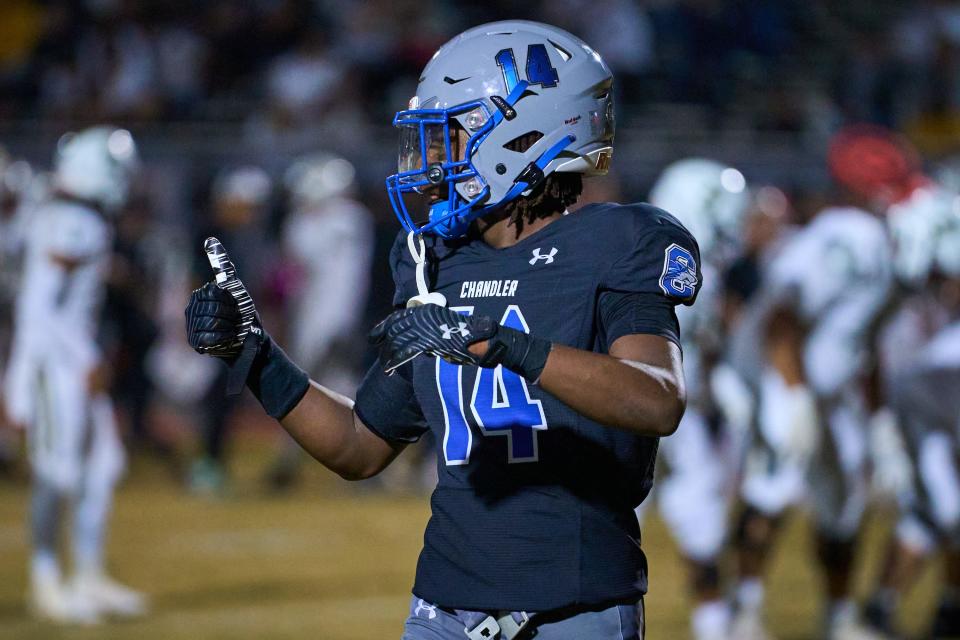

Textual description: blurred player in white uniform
[0,151,42,456]
[730,127,899,640]
[264,153,373,489]
[861,167,960,639]
[638,159,751,640]
[3,127,146,623]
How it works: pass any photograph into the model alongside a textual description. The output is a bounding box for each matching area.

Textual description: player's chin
[398,188,443,227]
[424,191,443,210]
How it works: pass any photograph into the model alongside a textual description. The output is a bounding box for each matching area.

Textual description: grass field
[0,430,943,640]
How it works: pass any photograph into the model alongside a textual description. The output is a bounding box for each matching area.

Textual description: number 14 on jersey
[436,305,548,465]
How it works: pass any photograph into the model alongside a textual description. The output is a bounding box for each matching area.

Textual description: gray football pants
[401,596,644,640]
[891,366,960,540]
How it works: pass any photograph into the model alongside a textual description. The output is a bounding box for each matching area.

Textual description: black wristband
[245,334,310,420]
[478,325,552,383]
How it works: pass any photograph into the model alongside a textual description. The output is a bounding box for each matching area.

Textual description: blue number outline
[437,305,474,465]
[495,49,521,93]
[436,305,548,465]
[468,305,547,463]
[525,43,559,88]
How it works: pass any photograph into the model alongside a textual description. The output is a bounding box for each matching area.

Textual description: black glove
[184,237,308,419]
[369,304,552,382]
[185,238,264,395]
[185,281,257,359]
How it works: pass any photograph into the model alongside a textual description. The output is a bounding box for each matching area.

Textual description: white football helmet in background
[887,184,960,285]
[54,127,139,213]
[284,153,356,212]
[649,158,749,256]
[212,165,272,207]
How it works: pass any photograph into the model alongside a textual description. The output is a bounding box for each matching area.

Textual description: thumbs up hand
[185,237,261,359]
[185,238,262,358]
[185,238,309,413]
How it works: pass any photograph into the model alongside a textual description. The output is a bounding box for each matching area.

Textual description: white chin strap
[405,231,447,308]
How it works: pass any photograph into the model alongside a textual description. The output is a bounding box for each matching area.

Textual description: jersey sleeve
[354,359,429,443]
[598,206,702,347]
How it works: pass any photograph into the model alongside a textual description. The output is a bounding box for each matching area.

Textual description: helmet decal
[496,45,560,91]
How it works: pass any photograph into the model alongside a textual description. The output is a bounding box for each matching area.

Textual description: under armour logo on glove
[369,304,499,374]
[440,322,470,339]
[529,247,558,265]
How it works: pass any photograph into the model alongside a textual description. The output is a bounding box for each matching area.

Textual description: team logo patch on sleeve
[659,243,699,300]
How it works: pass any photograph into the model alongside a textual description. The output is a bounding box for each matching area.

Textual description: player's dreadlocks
[503,173,582,233]
[500,130,582,233]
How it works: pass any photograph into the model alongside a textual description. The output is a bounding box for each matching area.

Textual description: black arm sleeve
[598,291,681,347]
[354,359,429,444]
[354,232,430,443]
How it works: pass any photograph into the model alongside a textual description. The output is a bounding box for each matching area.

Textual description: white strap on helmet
[405,231,447,307]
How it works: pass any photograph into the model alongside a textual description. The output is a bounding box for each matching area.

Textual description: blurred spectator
[265,28,341,128]
[0,0,950,138]
[0,0,44,79]
[188,165,275,496]
[153,21,209,117]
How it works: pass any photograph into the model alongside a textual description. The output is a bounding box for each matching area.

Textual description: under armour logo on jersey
[440,322,470,339]
[414,599,437,620]
[529,247,558,265]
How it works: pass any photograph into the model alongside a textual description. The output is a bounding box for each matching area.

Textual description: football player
[860,158,960,639]
[638,158,752,640]
[185,20,699,639]
[264,153,374,491]
[729,127,898,640]
[3,127,146,623]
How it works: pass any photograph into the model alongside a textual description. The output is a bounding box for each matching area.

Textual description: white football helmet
[887,183,960,284]
[648,158,749,255]
[212,166,272,206]
[284,153,356,212]
[54,126,138,212]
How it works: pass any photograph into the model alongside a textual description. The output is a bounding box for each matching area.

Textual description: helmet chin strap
[405,231,448,307]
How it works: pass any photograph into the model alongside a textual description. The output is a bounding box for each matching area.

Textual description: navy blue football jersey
[355,202,701,612]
